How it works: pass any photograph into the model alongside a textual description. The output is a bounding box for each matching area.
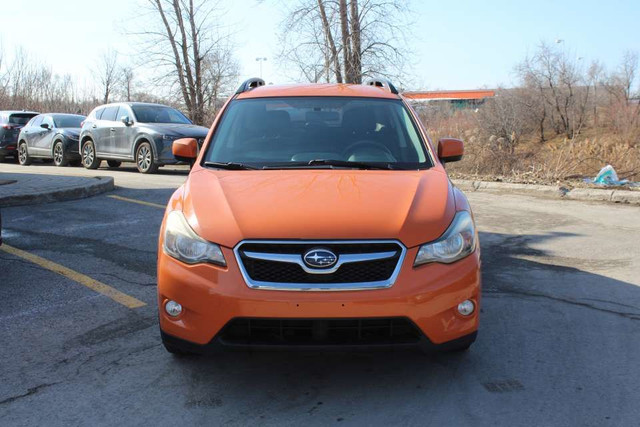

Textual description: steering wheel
[342,140,396,161]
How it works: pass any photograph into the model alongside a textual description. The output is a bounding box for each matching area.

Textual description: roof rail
[236,78,266,94]
[362,78,399,95]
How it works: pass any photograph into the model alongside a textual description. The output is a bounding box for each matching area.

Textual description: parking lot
[1,162,639,426]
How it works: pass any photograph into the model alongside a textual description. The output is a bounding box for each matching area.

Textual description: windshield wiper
[305,159,396,170]
[262,159,398,170]
[203,161,258,170]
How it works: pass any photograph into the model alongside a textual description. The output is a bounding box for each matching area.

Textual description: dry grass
[419,108,640,184]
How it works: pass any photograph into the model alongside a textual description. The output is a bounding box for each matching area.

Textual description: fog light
[165,300,182,317]
[457,299,475,316]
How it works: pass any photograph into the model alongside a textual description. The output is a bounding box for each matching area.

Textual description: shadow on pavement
[146,229,639,422]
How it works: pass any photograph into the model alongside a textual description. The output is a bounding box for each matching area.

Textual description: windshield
[131,105,191,124]
[53,115,85,128]
[9,114,37,125]
[203,97,432,169]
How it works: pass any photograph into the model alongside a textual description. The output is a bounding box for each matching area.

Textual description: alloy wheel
[54,143,64,165]
[18,144,27,164]
[83,143,94,167]
[137,145,152,172]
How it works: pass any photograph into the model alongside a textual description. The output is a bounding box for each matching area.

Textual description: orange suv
[157,78,480,355]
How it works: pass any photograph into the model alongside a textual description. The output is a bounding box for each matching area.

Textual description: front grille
[234,241,405,289]
[218,318,422,345]
[242,256,398,283]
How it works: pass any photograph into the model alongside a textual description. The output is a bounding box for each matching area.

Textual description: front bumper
[64,140,81,158]
[158,244,481,349]
[0,141,18,157]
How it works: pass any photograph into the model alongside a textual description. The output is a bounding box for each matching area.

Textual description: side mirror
[172,137,198,163]
[40,123,50,130]
[121,116,133,126]
[437,138,464,163]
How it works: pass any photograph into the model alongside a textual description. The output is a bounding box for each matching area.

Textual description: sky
[1,0,639,92]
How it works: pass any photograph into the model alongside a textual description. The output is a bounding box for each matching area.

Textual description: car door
[26,116,47,155]
[37,115,56,155]
[20,116,38,149]
[111,106,133,157]
[94,106,118,156]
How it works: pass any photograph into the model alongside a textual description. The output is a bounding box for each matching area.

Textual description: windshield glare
[131,105,191,124]
[204,97,431,169]
[53,115,85,128]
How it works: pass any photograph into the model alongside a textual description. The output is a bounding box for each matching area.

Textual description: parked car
[157,78,481,356]
[17,114,85,167]
[79,102,209,174]
[0,111,39,161]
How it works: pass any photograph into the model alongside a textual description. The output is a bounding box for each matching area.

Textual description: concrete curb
[453,179,640,205]
[0,176,115,207]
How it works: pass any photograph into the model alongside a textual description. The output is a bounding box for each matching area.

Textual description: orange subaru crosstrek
[157,78,480,355]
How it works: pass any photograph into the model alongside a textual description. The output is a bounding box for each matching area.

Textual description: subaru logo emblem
[303,248,338,269]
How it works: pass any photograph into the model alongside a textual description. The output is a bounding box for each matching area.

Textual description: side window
[115,106,130,122]
[95,108,105,120]
[101,106,118,121]
[42,116,54,128]
[31,116,43,127]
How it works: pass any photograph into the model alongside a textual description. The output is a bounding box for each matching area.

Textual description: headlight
[414,211,477,266]
[163,210,226,266]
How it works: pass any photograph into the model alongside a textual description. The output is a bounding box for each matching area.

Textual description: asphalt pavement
[1,161,639,426]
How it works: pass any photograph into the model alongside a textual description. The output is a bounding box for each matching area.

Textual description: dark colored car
[17,114,85,167]
[79,102,209,173]
[0,111,39,161]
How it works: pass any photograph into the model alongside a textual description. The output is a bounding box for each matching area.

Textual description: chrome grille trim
[233,240,407,291]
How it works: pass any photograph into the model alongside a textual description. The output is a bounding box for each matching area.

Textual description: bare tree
[604,50,638,103]
[121,66,135,102]
[96,50,120,104]
[603,51,640,146]
[135,0,239,124]
[278,0,412,84]
[587,60,605,127]
[516,42,590,139]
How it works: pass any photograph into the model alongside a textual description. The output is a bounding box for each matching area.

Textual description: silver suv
[79,102,209,173]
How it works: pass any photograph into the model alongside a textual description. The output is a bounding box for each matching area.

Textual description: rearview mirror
[121,116,133,126]
[437,138,464,163]
[172,138,198,163]
[40,123,50,130]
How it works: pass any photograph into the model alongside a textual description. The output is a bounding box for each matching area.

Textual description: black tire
[163,342,193,357]
[107,160,122,168]
[135,142,158,174]
[81,140,100,170]
[52,140,69,167]
[17,141,32,166]
[447,341,473,352]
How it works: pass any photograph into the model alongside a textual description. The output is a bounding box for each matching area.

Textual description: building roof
[236,83,400,100]
[402,90,495,101]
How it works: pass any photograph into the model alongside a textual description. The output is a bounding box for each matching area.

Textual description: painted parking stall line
[0,244,146,309]
[107,195,166,209]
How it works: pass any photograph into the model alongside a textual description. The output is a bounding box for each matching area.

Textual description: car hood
[61,128,81,137]
[145,123,209,137]
[181,168,456,249]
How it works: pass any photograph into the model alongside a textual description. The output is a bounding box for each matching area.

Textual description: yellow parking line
[0,244,146,309]
[107,195,165,209]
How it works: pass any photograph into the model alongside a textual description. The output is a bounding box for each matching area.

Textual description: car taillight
[80,121,85,127]
[1,124,13,130]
